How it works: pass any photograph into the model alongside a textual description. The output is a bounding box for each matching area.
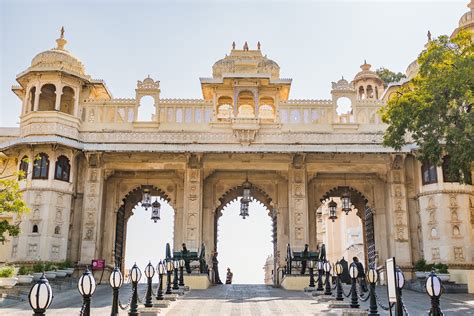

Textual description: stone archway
[114,185,172,270]
[213,183,278,284]
[317,185,376,268]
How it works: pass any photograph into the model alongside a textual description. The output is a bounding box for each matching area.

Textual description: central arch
[114,185,172,270]
[317,186,375,268]
[214,183,277,284]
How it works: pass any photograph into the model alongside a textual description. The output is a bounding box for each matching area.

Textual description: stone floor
[2,283,474,315]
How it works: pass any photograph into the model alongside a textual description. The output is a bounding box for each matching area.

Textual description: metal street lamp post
[78,267,96,316]
[109,266,123,316]
[308,260,315,288]
[334,261,344,301]
[426,271,443,316]
[156,261,165,300]
[349,263,360,308]
[395,267,405,316]
[179,259,185,287]
[144,261,155,308]
[28,273,53,316]
[328,199,338,222]
[172,260,179,290]
[366,267,379,316]
[129,263,142,316]
[323,261,332,295]
[316,260,324,291]
[165,260,173,294]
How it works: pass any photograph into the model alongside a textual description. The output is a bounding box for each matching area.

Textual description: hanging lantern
[341,190,351,215]
[239,179,252,219]
[151,199,161,223]
[141,188,152,210]
[328,199,337,222]
[240,197,249,219]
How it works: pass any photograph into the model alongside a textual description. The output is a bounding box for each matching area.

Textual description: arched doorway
[214,183,277,284]
[317,186,376,268]
[114,185,173,271]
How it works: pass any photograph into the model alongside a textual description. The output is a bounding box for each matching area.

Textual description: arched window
[358,86,365,99]
[421,162,437,185]
[60,86,75,115]
[32,224,39,233]
[55,155,71,182]
[366,85,374,98]
[38,84,56,111]
[375,87,379,99]
[33,153,49,179]
[54,226,61,235]
[18,156,29,180]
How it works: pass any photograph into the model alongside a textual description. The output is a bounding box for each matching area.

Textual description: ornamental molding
[416,189,474,199]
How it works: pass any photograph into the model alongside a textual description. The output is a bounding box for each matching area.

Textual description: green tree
[0,172,29,243]
[380,30,474,181]
[376,67,406,87]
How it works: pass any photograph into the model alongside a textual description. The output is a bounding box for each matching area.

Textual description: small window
[54,155,70,182]
[33,153,49,179]
[54,226,61,235]
[421,162,438,185]
[18,156,29,180]
[32,224,38,233]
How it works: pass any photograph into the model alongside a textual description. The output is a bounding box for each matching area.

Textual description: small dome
[353,60,382,83]
[29,29,86,77]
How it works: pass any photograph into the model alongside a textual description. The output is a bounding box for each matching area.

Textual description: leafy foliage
[33,262,46,273]
[380,30,474,180]
[376,67,406,87]
[18,266,32,275]
[414,258,427,271]
[0,175,29,241]
[0,266,16,278]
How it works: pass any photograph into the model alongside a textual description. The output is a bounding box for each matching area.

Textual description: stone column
[33,86,40,111]
[387,155,412,266]
[182,154,203,251]
[54,84,63,111]
[79,153,104,264]
[288,154,309,251]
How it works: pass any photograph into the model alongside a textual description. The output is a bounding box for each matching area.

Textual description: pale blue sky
[1,0,467,283]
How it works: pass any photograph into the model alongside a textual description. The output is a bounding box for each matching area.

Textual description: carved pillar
[288,154,309,251]
[33,86,40,111]
[54,83,63,111]
[182,154,203,251]
[387,155,412,266]
[79,153,104,264]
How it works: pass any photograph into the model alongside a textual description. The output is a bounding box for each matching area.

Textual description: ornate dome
[212,43,280,79]
[29,28,86,77]
[331,76,353,90]
[353,61,382,82]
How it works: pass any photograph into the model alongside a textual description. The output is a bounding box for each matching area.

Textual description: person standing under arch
[226,268,233,284]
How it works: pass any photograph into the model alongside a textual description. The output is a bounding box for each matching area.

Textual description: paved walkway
[2,283,474,315]
[163,284,335,316]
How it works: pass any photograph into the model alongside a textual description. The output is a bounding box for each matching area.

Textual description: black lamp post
[109,266,123,316]
[316,260,324,291]
[77,267,96,316]
[367,267,379,316]
[395,267,405,316]
[165,260,173,294]
[156,260,165,300]
[323,261,332,295]
[334,261,344,301]
[172,260,179,290]
[308,260,315,288]
[349,263,360,308]
[179,259,185,287]
[144,261,155,308]
[426,271,443,316]
[28,273,53,316]
[129,263,142,316]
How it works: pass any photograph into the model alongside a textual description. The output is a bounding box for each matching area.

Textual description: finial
[232,41,236,50]
[427,30,431,42]
[364,59,367,64]
[55,26,67,50]
[243,41,249,51]
[257,41,261,50]
[341,75,344,80]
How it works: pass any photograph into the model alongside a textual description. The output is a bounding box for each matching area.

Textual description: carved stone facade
[0,6,473,288]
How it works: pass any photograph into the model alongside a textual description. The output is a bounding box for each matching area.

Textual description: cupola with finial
[352,60,384,100]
